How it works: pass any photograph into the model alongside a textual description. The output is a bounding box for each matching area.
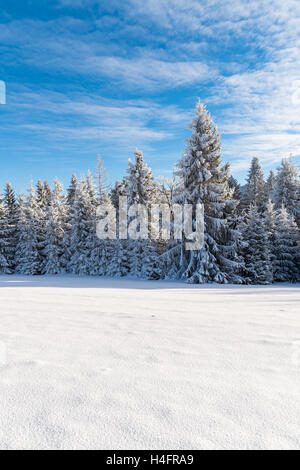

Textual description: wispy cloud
[0,0,299,183]
[3,87,191,154]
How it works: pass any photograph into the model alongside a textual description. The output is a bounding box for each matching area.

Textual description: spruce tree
[107,240,129,277]
[69,178,97,275]
[272,205,299,282]
[42,180,67,274]
[3,183,17,272]
[15,186,41,275]
[67,174,78,207]
[274,158,300,226]
[265,170,276,202]
[62,174,78,270]
[90,191,116,276]
[241,204,273,284]
[0,196,11,274]
[110,180,127,209]
[164,101,242,284]
[43,181,52,207]
[228,175,243,213]
[124,149,161,279]
[36,181,48,210]
[243,157,266,210]
[125,149,157,206]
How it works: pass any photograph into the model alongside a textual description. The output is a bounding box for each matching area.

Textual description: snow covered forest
[0,102,299,284]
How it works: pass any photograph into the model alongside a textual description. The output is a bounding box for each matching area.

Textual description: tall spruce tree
[274,158,300,226]
[243,157,266,210]
[62,174,78,269]
[69,177,97,275]
[0,195,11,274]
[15,186,41,275]
[164,101,242,284]
[241,204,273,284]
[272,205,299,282]
[228,175,243,213]
[42,180,67,274]
[125,149,157,206]
[90,191,116,276]
[3,183,17,272]
[110,179,127,209]
[265,170,276,202]
[67,174,78,207]
[124,149,161,279]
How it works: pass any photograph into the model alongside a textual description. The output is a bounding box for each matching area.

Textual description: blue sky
[0,0,299,192]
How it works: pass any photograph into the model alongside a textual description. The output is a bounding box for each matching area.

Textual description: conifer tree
[124,149,161,279]
[62,174,78,269]
[3,182,17,272]
[0,196,11,274]
[272,205,299,282]
[241,204,273,284]
[43,181,52,207]
[164,101,242,284]
[228,175,243,212]
[35,180,50,267]
[265,170,276,202]
[274,159,300,226]
[68,178,97,275]
[67,174,78,207]
[36,181,48,210]
[90,191,116,276]
[110,180,127,209]
[107,240,129,277]
[42,180,67,274]
[125,149,157,206]
[243,157,266,210]
[15,186,41,275]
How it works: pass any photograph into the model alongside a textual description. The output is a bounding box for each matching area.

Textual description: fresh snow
[0,275,299,450]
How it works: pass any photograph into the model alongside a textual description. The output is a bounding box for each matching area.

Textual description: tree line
[0,101,299,284]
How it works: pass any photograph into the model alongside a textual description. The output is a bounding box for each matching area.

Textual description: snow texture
[0,275,299,450]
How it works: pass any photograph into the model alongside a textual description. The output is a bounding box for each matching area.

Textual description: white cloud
[1,0,299,178]
[4,88,191,155]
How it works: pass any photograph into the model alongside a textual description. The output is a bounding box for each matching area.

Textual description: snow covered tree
[241,204,273,284]
[124,149,161,279]
[36,181,49,210]
[35,180,51,267]
[274,158,300,226]
[43,181,52,207]
[90,191,116,276]
[15,186,41,275]
[272,205,299,282]
[264,199,276,243]
[96,154,109,201]
[3,182,17,272]
[42,180,67,274]
[163,101,242,284]
[68,177,97,275]
[265,170,276,202]
[125,149,158,206]
[110,179,127,209]
[62,174,78,269]
[263,199,277,277]
[106,240,128,278]
[0,196,11,274]
[228,176,242,209]
[67,174,78,207]
[243,157,266,210]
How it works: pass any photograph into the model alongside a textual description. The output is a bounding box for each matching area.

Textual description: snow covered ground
[0,275,299,450]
